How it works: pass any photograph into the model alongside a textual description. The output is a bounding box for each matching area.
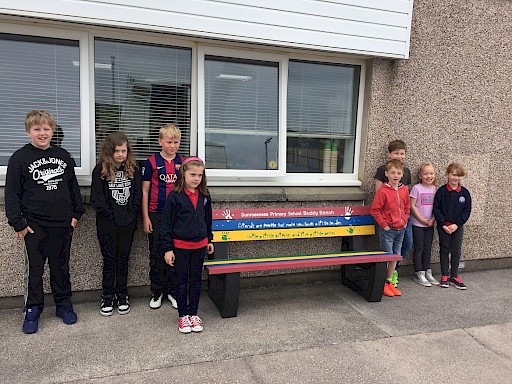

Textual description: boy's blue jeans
[378,227,405,257]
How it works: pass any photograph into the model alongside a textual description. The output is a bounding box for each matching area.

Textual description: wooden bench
[204,206,401,318]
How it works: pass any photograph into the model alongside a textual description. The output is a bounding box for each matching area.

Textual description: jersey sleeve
[142,158,153,181]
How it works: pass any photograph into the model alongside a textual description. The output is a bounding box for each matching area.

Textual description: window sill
[208,186,367,202]
[0,186,367,205]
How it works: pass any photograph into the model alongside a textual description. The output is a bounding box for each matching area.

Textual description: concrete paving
[1,268,512,383]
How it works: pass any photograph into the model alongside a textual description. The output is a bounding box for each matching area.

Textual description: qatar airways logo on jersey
[28,157,67,182]
[159,173,177,184]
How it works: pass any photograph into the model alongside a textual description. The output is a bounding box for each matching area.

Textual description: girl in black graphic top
[91,131,142,316]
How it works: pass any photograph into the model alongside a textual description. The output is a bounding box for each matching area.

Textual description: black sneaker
[450,276,467,290]
[100,296,114,316]
[117,295,130,315]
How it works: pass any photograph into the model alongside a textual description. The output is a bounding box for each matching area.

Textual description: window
[94,39,192,161]
[203,56,279,171]
[287,60,360,174]
[199,48,363,185]
[0,32,82,166]
[0,24,364,187]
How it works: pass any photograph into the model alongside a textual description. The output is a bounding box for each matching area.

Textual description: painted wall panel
[0,0,413,58]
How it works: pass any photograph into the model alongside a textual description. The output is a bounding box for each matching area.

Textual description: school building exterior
[0,0,510,298]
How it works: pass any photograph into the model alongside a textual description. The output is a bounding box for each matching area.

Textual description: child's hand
[442,225,452,234]
[428,218,435,227]
[143,217,152,234]
[206,243,215,255]
[448,223,458,232]
[164,250,175,266]
[71,218,78,229]
[16,226,34,239]
[383,225,391,231]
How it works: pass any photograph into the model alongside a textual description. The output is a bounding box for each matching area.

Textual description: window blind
[204,56,279,170]
[94,39,192,162]
[0,33,81,166]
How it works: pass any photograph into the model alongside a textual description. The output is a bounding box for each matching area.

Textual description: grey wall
[1,0,510,299]
[363,0,512,264]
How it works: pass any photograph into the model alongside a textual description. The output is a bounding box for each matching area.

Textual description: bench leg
[341,262,387,302]
[208,272,241,318]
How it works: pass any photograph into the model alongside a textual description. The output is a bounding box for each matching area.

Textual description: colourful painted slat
[204,251,389,266]
[212,215,375,231]
[212,224,375,242]
[213,206,370,220]
[204,254,402,274]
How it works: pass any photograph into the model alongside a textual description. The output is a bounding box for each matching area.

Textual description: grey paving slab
[72,359,258,384]
[0,282,386,383]
[1,269,511,384]
[343,268,512,336]
[246,326,512,384]
[465,322,512,360]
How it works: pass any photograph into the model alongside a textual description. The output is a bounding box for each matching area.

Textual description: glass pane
[0,33,81,166]
[287,60,360,173]
[204,57,279,170]
[94,39,192,161]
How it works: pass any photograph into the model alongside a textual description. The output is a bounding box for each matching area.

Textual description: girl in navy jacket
[433,163,472,289]
[161,157,213,333]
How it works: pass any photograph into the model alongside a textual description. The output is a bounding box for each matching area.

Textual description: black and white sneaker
[149,293,163,309]
[100,296,114,317]
[450,276,467,290]
[117,295,131,315]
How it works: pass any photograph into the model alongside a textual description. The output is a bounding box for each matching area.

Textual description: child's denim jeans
[378,227,405,256]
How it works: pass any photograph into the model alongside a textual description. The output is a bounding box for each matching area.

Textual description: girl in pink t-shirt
[410,163,439,287]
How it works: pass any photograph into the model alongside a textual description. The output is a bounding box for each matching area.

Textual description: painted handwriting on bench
[235,218,346,230]
[213,206,371,220]
[246,229,339,240]
[212,225,375,242]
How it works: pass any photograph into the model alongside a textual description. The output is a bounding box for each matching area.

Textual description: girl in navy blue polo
[160,157,214,333]
[433,163,472,290]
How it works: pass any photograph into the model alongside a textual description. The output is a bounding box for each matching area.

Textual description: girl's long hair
[173,159,209,196]
[99,131,137,181]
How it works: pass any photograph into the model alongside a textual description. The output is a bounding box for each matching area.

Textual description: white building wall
[0,0,414,58]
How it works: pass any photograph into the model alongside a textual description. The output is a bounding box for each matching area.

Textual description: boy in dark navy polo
[142,124,184,309]
[433,163,472,289]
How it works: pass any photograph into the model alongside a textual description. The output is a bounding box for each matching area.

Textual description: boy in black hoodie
[5,110,85,334]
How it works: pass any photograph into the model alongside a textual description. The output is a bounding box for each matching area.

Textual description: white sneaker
[190,315,203,332]
[149,293,163,309]
[167,294,178,309]
[425,269,440,285]
[414,271,431,287]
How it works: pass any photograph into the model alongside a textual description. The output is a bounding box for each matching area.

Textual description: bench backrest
[212,206,375,243]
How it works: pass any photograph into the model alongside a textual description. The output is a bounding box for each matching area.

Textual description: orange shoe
[383,282,395,297]
[389,284,402,296]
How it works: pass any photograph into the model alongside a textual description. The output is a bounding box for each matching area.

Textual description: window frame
[198,46,366,186]
[0,20,366,187]
[0,23,91,181]
[198,46,288,179]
